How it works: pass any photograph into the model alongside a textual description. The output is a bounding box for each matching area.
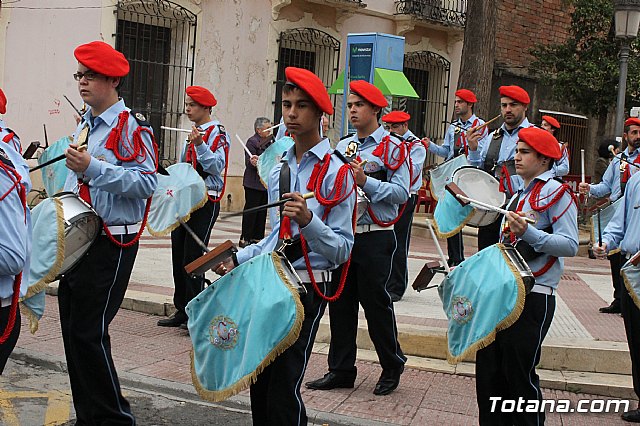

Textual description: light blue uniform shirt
[589,147,639,201]
[402,129,427,194]
[0,120,30,192]
[0,119,22,155]
[469,118,533,194]
[336,126,410,225]
[602,171,640,255]
[0,147,30,299]
[502,170,579,288]
[429,114,489,161]
[64,99,158,225]
[179,120,228,192]
[236,138,355,270]
[552,143,570,178]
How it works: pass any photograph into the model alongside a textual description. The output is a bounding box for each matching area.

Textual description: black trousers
[171,200,219,316]
[241,187,268,242]
[250,280,328,425]
[477,215,503,252]
[387,195,418,297]
[328,230,406,375]
[58,234,138,426]
[608,251,623,304]
[0,303,20,374]
[621,282,640,400]
[475,292,555,426]
[446,231,465,266]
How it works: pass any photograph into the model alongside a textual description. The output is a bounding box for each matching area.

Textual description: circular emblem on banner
[209,315,239,350]
[451,296,473,324]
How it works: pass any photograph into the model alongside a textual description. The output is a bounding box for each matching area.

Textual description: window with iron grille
[274,28,340,129]
[115,0,197,165]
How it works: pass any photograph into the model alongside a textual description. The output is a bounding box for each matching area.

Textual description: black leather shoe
[622,409,640,422]
[599,301,621,314]
[373,365,404,396]
[157,312,187,327]
[305,372,355,390]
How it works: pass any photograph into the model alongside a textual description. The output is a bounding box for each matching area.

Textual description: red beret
[382,111,410,123]
[518,127,561,160]
[0,89,6,115]
[186,86,217,108]
[349,80,388,108]
[74,41,129,77]
[284,67,333,115]
[541,115,561,129]
[455,89,477,103]
[625,117,640,127]
[499,85,530,105]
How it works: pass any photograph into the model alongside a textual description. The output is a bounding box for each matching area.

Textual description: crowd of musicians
[0,40,639,426]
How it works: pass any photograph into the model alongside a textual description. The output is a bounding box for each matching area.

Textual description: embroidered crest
[209,315,239,350]
[77,124,90,147]
[135,112,146,122]
[0,147,12,167]
[492,129,503,140]
[218,125,226,133]
[345,141,359,158]
[454,126,461,134]
[451,296,473,324]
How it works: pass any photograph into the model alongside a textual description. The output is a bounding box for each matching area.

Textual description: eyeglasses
[73,71,102,81]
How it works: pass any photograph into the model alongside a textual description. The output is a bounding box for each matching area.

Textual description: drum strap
[185,126,229,203]
[620,152,640,196]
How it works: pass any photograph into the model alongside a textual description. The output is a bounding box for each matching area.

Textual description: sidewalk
[15,214,638,424]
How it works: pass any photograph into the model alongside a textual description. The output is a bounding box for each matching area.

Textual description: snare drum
[451,166,506,227]
[356,186,369,220]
[54,192,101,276]
[428,155,469,201]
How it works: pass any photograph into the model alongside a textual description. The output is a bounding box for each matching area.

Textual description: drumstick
[29,144,87,173]
[63,95,83,117]
[456,193,535,224]
[597,208,603,247]
[609,145,640,169]
[581,149,586,184]
[234,134,254,158]
[161,126,206,136]
[264,121,285,133]
[426,219,450,274]
[466,115,501,135]
[221,192,315,218]
[177,215,210,253]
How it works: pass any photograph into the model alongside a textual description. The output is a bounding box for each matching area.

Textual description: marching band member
[158,86,229,329]
[425,89,489,266]
[0,144,30,374]
[476,127,578,425]
[306,80,409,396]
[0,89,29,187]
[467,85,534,251]
[594,171,640,423]
[61,41,158,425]
[216,67,356,425]
[381,110,426,301]
[540,115,570,178]
[580,117,640,314]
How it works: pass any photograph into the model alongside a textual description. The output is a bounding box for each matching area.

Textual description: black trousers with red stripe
[58,234,138,426]
[0,303,20,374]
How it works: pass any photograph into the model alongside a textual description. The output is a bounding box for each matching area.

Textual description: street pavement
[3,213,638,425]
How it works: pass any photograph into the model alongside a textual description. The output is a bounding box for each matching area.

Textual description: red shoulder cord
[185,127,230,203]
[2,132,20,154]
[298,153,358,301]
[0,161,26,344]
[366,135,409,226]
[622,155,640,183]
[101,110,159,248]
[509,180,578,277]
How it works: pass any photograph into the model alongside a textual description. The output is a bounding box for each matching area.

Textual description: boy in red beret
[467,85,534,251]
[157,85,229,329]
[306,80,409,396]
[380,110,426,301]
[61,40,158,425]
[475,126,578,425]
[540,115,570,178]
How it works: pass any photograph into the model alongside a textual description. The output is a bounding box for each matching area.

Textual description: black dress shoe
[622,409,640,422]
[305,372,355,390]
[373,365,404,396]
[157,312,187,327]
[599,301,621,314]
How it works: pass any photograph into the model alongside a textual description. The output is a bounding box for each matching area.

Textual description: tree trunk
[457,0,497,118]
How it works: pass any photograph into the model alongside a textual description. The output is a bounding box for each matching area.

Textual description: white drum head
[452,167,506,227]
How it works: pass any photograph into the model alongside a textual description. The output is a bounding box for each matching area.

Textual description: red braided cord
[102,198,152,248]
[373,136,407,171]
[206,135,230,203]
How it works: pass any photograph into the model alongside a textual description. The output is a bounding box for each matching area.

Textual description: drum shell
[502,244,535,293]
[356,187,369,220]
[54,192,102,276]
[451,166,506,227]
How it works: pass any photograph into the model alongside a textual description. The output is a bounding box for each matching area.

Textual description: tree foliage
[529,0,640,117]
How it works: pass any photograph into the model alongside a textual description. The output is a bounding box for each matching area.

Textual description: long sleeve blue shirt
[179,119,228,192]
[64,99,158,225]
[236,138,356,270]
[602,171,640,255]
[589,147,639,201]
[403,129,427,193]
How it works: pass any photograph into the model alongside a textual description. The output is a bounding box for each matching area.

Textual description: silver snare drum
[502,244,535,293]
[451,166,506,227]
[54,192,102,276]
[356,187,369,221]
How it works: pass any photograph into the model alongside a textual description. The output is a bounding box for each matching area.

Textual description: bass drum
[451,166,506,227]
[54,192,102,276]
